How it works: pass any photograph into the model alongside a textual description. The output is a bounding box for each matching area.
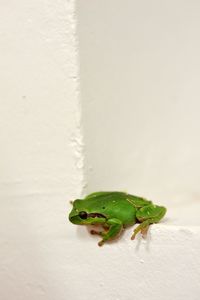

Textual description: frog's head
[69,199,106,225]
[69,199,88,225]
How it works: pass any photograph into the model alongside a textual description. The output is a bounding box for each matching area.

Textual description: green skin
[69,191,166,246]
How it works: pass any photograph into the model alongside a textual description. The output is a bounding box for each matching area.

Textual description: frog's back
[85,191,126,200]
[85,191,152,207]
[85,191,138,226]
[126,193,152,207]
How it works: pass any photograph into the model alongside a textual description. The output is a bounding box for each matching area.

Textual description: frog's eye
[79,211,88,219]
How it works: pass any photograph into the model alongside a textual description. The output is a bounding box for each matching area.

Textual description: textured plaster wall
[0,1,85,299]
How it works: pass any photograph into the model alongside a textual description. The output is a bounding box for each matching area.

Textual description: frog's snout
[68,208,76,222]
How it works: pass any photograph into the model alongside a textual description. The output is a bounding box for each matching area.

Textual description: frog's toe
[98,240,104,247]
[141,225,149,238]
[90,229,99,235]
[131,233,136,240]
[90,229,104,236]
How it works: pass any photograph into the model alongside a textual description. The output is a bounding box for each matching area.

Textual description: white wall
[0,1,85,299]
[1,1,200,300]
[78,0,200,209]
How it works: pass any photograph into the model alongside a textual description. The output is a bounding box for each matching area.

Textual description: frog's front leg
[97,218,123,247]
[131,204,166,240]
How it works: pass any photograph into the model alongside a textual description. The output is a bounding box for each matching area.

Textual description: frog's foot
[131,221,150,240]
[90,229,103,236]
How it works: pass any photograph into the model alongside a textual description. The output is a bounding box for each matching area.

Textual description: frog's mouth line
[87,213,106,219]
[69,211,107,224]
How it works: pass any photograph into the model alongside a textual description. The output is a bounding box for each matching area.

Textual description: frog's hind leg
[131,204,166,240]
